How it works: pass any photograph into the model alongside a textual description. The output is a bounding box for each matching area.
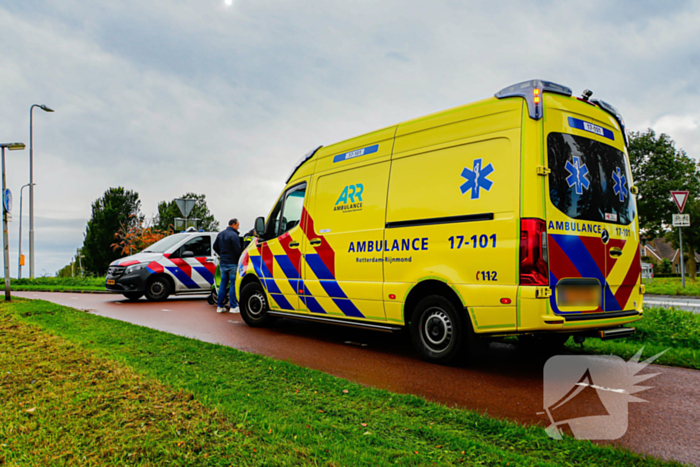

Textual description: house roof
[642,238,700,262]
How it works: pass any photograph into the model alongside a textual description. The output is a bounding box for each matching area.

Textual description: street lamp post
[1,142,26,301]
[18,182,33,279]
[29,104,54,279]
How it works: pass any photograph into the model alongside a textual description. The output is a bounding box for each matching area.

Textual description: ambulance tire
[240,282,276,327]
[123,292,143,301]
[145,276,171,301]
[410,295,465,364]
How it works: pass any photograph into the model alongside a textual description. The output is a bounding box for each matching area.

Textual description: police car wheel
[410,295,464,364]
[240,282,276,327]
[145,276,171,301]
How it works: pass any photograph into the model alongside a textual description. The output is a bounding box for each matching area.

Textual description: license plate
[558,286,599,307]
[107,279,115,285]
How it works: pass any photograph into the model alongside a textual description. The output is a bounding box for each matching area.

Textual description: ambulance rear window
[548,133,635,225]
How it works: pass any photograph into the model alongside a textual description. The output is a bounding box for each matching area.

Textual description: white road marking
[646,299,700,307]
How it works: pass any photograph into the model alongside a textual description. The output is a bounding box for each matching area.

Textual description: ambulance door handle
[288,242,300,248]
[309,239,322,246]
[609,248,622,257]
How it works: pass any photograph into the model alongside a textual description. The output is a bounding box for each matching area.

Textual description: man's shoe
[216,307,226,313]
[230,307,240,314]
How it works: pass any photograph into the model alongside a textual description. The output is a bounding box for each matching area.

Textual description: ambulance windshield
[548,132,635,225]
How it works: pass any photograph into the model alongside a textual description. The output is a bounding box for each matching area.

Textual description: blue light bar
[494,79,572,120]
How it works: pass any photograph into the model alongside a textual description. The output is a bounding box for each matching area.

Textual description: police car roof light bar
[494,79,572,120]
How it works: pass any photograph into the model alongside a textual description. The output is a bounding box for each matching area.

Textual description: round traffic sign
[3,189,11,213]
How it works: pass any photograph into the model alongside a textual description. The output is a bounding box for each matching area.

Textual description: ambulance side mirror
[254,217,265,237]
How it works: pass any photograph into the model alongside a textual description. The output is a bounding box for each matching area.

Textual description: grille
[107,266,125,277]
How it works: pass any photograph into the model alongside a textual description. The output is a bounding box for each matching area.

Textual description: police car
[106,231,219,301]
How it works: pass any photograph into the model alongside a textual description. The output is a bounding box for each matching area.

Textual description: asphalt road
[13,291,700,466]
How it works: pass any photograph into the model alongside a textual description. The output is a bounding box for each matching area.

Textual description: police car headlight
[125,263,147,275]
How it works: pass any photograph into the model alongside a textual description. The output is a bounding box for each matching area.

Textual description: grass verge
[8,277,107,293]
[1,299,678,466]
[645,277,700,296]
[566,306,700,370]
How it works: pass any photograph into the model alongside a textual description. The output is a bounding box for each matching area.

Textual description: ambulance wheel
[145,276,171,301]
[410,295,465,364]
[123,292,143,301]
[240,282,276,327]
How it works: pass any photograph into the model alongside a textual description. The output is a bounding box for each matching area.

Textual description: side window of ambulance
[263,184,307,240]
[279,184,306,235]
[264,200,283,240]
[182,236,211,257]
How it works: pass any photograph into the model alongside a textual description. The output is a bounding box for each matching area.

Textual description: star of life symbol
[612,167,628,202]
[460,158,494,200]
[565,156,590,195]
[541,347,666,440]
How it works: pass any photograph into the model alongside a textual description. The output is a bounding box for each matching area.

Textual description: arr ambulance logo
[334,183,364,213]
[460,158,494,199]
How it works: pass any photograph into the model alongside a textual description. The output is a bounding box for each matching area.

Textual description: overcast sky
[1,0,699,276]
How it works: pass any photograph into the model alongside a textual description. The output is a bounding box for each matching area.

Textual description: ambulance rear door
[544,94,639,315]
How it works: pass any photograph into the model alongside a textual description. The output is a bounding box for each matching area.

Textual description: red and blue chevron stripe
[251,209,364,318]
[548,233,639,314]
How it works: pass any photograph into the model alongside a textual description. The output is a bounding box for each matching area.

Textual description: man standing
[214,218,242,313]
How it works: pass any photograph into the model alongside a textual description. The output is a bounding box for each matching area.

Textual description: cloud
[1,0,699,275]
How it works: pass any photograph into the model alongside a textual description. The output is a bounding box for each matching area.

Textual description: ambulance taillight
[519,218,549,286]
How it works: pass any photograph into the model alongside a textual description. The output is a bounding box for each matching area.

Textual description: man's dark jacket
[214,226,242,265]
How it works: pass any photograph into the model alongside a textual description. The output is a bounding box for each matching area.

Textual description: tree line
[75,190,219,276]
[629,129,700,278]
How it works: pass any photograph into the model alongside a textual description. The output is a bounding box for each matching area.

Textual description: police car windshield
[142,233,189,253]
[548,132,635,225]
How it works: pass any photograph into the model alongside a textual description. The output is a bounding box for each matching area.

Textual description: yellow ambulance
[236,79,643,363]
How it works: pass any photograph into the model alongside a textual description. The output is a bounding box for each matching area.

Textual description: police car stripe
[193,267,215,285]
[166,267,199,289]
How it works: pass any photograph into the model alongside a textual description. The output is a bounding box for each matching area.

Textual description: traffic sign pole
[671,190,691,288]
[1,148,10,300]
[680,227,685,288]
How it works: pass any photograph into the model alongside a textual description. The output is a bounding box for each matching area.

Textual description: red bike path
[13,292,700,465]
